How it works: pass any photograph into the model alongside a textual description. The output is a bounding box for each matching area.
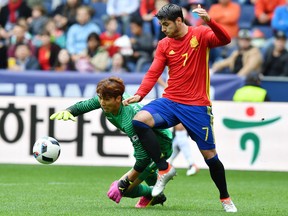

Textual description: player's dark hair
[155,4,184,22]
[96,77,125,99]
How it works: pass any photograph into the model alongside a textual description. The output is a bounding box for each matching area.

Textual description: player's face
[98,95,122,115]
[159,19,180,38]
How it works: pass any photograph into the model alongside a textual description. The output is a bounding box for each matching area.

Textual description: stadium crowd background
[0,0,287,77]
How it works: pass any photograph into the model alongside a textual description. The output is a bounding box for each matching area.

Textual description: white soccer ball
[33,136,61,164]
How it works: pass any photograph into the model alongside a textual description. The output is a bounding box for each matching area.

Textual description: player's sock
[144,172,157,186]
[124,184,152,198]
[132,120,168,170]
[205,154,229,199]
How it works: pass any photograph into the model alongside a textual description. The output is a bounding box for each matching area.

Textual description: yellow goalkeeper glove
[50,110,76,121]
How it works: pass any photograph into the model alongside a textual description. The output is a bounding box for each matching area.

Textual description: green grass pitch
[0,164,287,216]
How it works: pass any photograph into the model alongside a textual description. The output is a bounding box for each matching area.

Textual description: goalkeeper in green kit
[50,77,173,208]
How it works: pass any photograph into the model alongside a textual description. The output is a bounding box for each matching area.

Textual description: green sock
[124,184,152,198]
[144,172,157,186]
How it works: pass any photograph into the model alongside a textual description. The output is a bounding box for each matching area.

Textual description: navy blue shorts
[141,98,216,150]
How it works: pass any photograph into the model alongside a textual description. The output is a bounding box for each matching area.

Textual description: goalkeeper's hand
[107,181,123,204]
[49,110,76,121]
[107,176,133,204]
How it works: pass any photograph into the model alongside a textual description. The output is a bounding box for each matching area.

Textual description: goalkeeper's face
[98,95,122,115]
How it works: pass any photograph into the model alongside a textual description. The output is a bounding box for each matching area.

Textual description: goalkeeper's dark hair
[96,77,125,99]
[155,3,184,22]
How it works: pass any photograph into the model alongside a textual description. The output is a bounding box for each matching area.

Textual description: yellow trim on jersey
[207,106,216,144]
[206,48,210,102]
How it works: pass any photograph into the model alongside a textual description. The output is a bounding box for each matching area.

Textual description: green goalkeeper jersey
[67,93,172,172]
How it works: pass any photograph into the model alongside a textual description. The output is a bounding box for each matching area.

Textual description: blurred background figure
[66,5,101,58]
[253,0,285,26]
[208,0,241,39]
[271,0,288,39]
[44,18,66,49]
[0,22,9,69]
[106,0,139,35]
[100,17,121,57]
[0,0,31,32]
[128,16,154,72]
[261,31,288,77]
[211,29,263,77]
[53,48,76,72]
[8,24,36,58]
[168,124,199,177]
[8,43,39,71]
[36,30,61,71]
[74,32,109,72]
[27,4,48,35]
[52,0,82,31]
[233,72,270,102]
[108,52,130,73]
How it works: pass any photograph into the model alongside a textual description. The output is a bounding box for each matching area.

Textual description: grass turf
[0,164,287,216]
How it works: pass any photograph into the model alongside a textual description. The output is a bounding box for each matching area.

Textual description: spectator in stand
[0,0,32,31]
[44,19,66,49]
[66,5,101,58]
[233,72,270,102]
[253,0,285,26]
[27,4,49,36]
[8,43,39,71]
[271,0,288,38]
[153,0,170,42]
[74,32,109,72]
[261,31,288,76]
[53,49,76,72]
[100,17,121,57]
[106,0,140,35]
[27,0,62,15]
[208,0,240,39]
[211,29,263,77]
[108,52,130,73]
[128,16,154,72]
[16,17,32,40]
[52,0,82,31]
[7,24,36,58]
[139,0,157,37]
[0,26,9,68]
[36,30,61,71]
[184,0,206,27]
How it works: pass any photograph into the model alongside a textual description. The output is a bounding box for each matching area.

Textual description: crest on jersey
[190,36,199,49]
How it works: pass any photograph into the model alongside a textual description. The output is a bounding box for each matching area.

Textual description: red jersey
[136,19,231,106]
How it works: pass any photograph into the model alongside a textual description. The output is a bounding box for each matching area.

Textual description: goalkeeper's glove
[107,181,123,204]
[107,176,133,204]
[49,110,76,121]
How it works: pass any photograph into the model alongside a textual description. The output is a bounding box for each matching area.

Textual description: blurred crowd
[0,0,287,77]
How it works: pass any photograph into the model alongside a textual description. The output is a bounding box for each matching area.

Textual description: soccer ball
[33,136,61,164]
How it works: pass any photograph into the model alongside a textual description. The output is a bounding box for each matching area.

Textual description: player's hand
[107,181,123,204]
[122,95,141,106]
[192,4,210,23]
[49,111,76,121]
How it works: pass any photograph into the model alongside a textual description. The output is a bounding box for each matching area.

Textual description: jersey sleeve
[67,96,101,116]
[205,19,231,48]
[135,42,167,99]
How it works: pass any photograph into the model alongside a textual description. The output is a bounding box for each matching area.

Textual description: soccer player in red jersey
[123,3,237,213]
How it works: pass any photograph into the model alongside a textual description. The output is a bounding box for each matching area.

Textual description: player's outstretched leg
[135,192,167,208]
[205,154,237,213]
[152,163,176,197]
